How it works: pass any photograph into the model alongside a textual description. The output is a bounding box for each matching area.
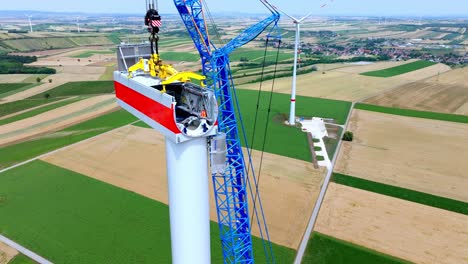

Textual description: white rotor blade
[298,12,314,23]
[264,1,299,22]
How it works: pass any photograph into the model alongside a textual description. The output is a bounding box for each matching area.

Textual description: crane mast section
[174,0,279,263]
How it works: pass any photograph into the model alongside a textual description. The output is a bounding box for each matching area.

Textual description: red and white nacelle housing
[114,71,218,144]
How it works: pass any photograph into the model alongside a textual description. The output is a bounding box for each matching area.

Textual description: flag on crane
[152,19,162,28]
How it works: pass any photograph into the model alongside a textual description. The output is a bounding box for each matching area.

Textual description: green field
[332,173,468,215]
[0,83,38,99]
[0,98,62,118]
[99,65,116,81]
[0,36,115,52]
[360,60,437,77]
[71,50,114,58]
[0,83,32,97]
[0,110,137,169]
[230,48,292,62]
[236,89,351,161]
[29,81,114,99]
[8,254,36,264]
[355,103,468,123]
[0,97,85,126]
[302,232,411,264]
[0,160,295,264]
[159,51,200,62]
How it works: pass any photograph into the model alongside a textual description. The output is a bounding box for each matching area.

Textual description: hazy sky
[1,0,467,16]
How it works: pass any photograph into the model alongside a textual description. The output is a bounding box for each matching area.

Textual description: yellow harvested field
[335,109,468,202]
[41,125,326,249]
[239,61,449,102]
[316,183,468,264]
[239,70,409,102]
[365,68,468,115]
[394,63,451,81]
[330,60,417,74]
[0,95,118,146]
[0,242,18,264]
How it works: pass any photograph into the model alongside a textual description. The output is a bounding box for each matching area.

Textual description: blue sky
[1,0,467,16]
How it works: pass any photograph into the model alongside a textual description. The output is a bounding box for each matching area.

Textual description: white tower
[269,7,312,125]
[26,15,33,33]
[76,17,81,33]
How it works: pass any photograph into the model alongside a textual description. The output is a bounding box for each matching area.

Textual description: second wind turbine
[271,5,312,126]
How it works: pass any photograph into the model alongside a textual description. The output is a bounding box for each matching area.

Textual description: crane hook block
[145,8,161,34]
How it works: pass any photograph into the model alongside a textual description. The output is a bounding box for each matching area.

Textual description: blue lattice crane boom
[174,0,280,263]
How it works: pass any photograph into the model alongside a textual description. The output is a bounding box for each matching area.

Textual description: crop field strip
[0,35,116,52]
[355,103,468,123]
[0,98,63,118]
[159,51,200,62]
[230,48,293,62]
[71,50,114,58]
[0,97,85,126]
[0,160,296,264]
[0,109,137,169]
[0,80,117,126]
[332,173,468,215]
[302,232,411,264]
[360,60,437,77]
[0,83,33,98]
[314,183,468,264]
[29,81,115,99]
[8,254,35,264]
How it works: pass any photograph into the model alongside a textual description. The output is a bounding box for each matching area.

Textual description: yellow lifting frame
[127,53,206,93]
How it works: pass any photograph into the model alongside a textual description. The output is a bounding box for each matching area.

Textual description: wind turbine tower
[26,15,33,33]
[270,5,312,126]
[76,17,81,33]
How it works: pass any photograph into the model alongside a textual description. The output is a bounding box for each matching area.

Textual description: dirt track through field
[365,68,468,115]
[0,242,17,264]
[0,95,117,146]
[41,125,326,249]
[316,183,468,264]
[335,109,468,202]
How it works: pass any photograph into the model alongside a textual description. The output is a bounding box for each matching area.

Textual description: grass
[0,83,38,99]
[0,98,62,118]
[314,146,322,151]
[230,48,292,62]
[316,156,325,161]
[236,89,351,161]
[360,60,437,77]
[0,109,137,169]
[159,51,200,62]
[0,160,296,264]
[29,81,114,99]
[355,103,468,123]
[302,232,411,264]
[0,97,85,126]
[71,50,113,58]
[99,65,116,81]
[0,83,31,97]
[332,173,468,215]
[8,254,36,264]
